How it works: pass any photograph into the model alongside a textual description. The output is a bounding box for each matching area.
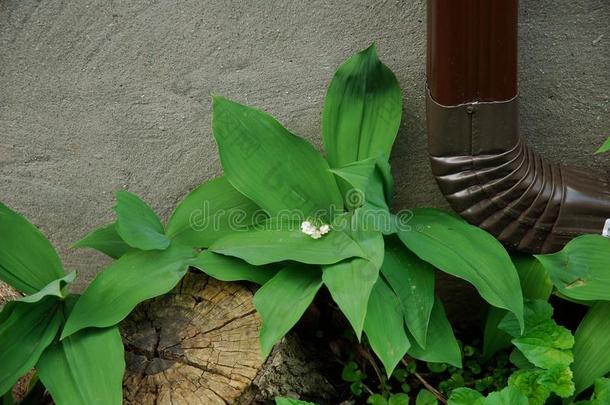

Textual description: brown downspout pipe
[426,0,610,253]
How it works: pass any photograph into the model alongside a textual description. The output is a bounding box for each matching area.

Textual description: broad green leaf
[595,136,610,154]
[381,237,435,348]
[19,272,76,304]
[73,222,133,259]
[0,298,62,395]
[209,219,365,266]
[189,250,277,285]
[483,386,528,405]
[572,302,610,394]
[37,297,124,405]
[0,202,64,294]
[448,388,484,405]
[275,398,316,405]
[253,264,323,357]
[323,258,379,339]
[415,390,437,405]
[408,296,461,368]
[114,191,170,251]
[212,96,343,217]
[322,44,402,168]
[330,155,392,211]
[322,212,384,338]
[483,308,512,361]
[61,243,194,338]
[535,234,610,301]
[581,378,610,404]
[166,176,263,248]
[396,208,524,331]
[483,255,554,359]
[513,255,553,300]
[332,209,385,268]
[363,278,410,377]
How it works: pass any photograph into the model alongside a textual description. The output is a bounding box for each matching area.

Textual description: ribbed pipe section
[428,93,610,253]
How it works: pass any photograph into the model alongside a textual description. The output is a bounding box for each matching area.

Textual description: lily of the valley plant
[0,203,124,404]
[65,44,526,379]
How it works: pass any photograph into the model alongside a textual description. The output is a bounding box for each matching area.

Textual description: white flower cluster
[301,220,330,239]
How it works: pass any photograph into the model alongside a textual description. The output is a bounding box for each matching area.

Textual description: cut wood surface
[121,272,263,404]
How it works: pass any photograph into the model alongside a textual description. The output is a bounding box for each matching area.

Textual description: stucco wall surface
[0,0,608,289]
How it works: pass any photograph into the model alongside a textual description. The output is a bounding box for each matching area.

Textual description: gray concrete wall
[1,0,608,289]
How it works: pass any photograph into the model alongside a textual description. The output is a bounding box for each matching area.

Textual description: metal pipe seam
[427,91,610,253]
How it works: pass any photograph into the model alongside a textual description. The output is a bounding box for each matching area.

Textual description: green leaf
[483,255,553,360]
[408,296,461,368]
[61,242,194,338]
[342,361,366,383]
[595,136,610,154]
[209,219,365,266]
[330,155,393,211]
[363,278,410,377]
[448,388,484,405]
[166,176,263,248]
[275,398,316,405]
[508,369,551,405]
[396,208,524,332]
[535,234,610,301]
[323,258,379,339]
[333,209,385,268]
[381,237,435,348]
[212,96,343,217]
[73,222,133,259]
[367,394,388,405]
[189,250,277,285]
[415,390,438,405]
[114,191,170,251]
[322,44,402,168]
[572,302,610,394]
[513,255,553,300]
[0,298,62,395]
[538,365,575,397]
[483,386,528,405]
[37,298,124,405]
[511,321,574,369]
[19,272,76,304]
[499,299,554,338]
[389,393,410,405]
[253,264,323,357]
[0,202,64,294]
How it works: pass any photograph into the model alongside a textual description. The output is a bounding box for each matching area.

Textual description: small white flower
[301,220,331,239]
[301,221,315,235]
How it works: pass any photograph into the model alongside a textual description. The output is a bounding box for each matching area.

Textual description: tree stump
[121,272,263,404]
[121,271,335,404]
